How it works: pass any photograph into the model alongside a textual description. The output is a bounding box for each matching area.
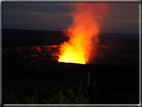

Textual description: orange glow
[58,3,110,64]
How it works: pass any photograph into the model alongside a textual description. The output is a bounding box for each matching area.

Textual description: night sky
[2,2,139,34]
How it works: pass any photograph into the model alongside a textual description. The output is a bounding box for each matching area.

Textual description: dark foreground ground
[2,62,139,104]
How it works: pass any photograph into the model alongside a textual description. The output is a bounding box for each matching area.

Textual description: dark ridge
[2,29,139,47]
[2,29,69,47]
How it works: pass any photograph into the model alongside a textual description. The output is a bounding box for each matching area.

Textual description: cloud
[3,3,75,14]
[2,3,74,30]
[2,3,139,34]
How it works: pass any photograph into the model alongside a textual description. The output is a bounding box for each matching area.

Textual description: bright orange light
[58,3,110,64]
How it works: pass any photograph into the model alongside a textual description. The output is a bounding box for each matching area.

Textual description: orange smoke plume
[58,3,110,64]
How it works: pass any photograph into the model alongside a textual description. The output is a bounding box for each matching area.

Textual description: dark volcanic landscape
[2,29,139,104]
[2,29,139,65]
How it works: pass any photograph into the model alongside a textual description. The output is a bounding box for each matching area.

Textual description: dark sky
[2,2,139,34]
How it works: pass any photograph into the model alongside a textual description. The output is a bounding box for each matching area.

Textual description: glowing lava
[58,3,109,64]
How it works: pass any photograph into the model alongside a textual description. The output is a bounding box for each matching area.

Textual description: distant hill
[98,33,139,45]
[2,29,139,47]
[2,29,69,47]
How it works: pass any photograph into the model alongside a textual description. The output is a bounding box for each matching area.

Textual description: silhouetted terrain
[2,29,69,47]
[2,29,139,47]
[2,29,139,65]
[2,29,139,104]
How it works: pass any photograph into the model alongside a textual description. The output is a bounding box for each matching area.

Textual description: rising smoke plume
[58,3,110,64]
